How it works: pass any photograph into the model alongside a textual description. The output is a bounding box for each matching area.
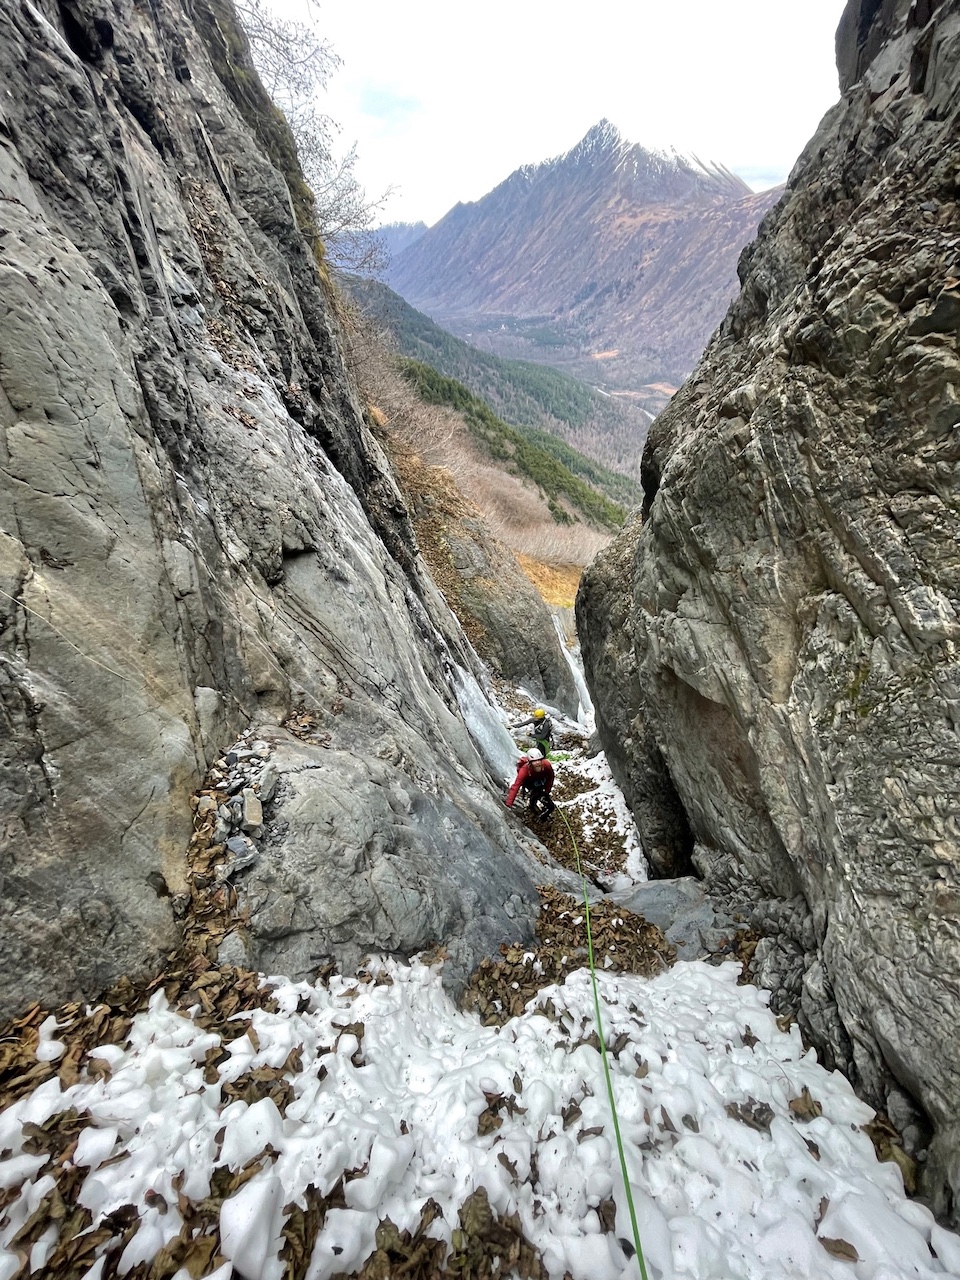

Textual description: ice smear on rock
[2,962,958,1280]
[451,662,518,781]
[553,614,595,729]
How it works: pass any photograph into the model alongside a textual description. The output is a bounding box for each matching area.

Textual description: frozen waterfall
[552,614,594,729]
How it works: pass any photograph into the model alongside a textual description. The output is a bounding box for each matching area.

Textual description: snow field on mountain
[3,957,959,1280]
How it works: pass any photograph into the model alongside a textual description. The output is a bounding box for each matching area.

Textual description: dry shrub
[342,310,611,569]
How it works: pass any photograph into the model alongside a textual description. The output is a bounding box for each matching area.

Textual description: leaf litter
[0,725,957,1279]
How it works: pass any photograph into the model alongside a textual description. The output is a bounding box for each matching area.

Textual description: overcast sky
[283,0,849,227]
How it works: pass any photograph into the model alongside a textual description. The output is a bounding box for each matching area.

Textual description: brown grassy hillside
[345,313,612,585]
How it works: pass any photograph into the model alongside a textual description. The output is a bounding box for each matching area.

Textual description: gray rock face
[0,0,545,1016]
[575,516,694,878]
[395,462,580,715]
[613,874,736,962]
[444,519,579,715]
[221,733,537,994]
[579,0,960,1219]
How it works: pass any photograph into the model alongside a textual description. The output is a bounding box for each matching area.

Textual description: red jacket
[505,757,555,807]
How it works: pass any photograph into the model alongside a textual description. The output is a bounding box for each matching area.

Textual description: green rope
[556,806,650,1280]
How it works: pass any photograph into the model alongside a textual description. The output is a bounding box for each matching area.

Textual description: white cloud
[277,0,847,224]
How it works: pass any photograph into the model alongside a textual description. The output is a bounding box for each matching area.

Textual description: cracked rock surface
[0,0,556,1015]
[578,0,960,1220]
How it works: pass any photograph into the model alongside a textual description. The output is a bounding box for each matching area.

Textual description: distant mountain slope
[385,121,781,398]
[346,276,651,486]
[377,220,428,260]
[350,320,618,571]
[398,359,635,528]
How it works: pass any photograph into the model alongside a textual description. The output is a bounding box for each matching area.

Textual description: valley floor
[1,703,958,1280]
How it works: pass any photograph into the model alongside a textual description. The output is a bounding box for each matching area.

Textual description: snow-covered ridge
[537,121,751,198]
[469,119,750,214]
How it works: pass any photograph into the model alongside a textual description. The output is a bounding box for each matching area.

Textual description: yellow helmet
[533,708,546,721]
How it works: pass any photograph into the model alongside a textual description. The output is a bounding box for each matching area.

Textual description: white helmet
[527,748,543,761]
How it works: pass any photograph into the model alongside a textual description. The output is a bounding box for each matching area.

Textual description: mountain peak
[386,120,777,395]
[581,118,624,148]
[566,119,628,163]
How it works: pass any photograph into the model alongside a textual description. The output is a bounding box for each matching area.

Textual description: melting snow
[2,665,955,1279]
[1,960,957,1280]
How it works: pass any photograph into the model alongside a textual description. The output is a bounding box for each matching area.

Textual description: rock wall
[385,438,580,714]
[579,0,960,1218]
[0,0,566,1016]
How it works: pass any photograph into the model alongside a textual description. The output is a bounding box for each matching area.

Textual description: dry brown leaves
[516,775,633,879]
[0,944,292,1276]
[819,1235,860,1262]
[337,1197,447,1280]
[724,1099,775,1133]
[280,1184,335,1279]
[182,765,246,954]
[283,704,333,746]
[4,1113,104,1278]
[522,800,628,881]
[476,1087,526,1138]
[125,1169,354,1280]
[788,1086,823,1122]
[733,929,761,983]
[3,733,658,1280]
[536,885,674,973]
[447,1186,549,1280]
[0,957,316,1280]
[462,885,674,1027]
[0,750,420,1280]
[550,770,595,803]
[19,1202,145,1280]
[3,1107,273,1278]
[863,1112,919,1194]
[123,1220,225,1280]
[35,1159,365,1280]
[0,992,144,1111]
[329,1185,557,1280]
[216,1050,303,1115]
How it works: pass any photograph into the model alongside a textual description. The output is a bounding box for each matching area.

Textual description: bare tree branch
[235,0,389,273]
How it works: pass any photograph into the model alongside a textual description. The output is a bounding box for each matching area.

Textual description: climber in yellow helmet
[510,706,554,757]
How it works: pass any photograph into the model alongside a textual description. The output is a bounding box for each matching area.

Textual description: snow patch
[2,961,956,1280]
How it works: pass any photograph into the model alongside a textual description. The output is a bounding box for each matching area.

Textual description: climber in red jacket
[504,749,556,819]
